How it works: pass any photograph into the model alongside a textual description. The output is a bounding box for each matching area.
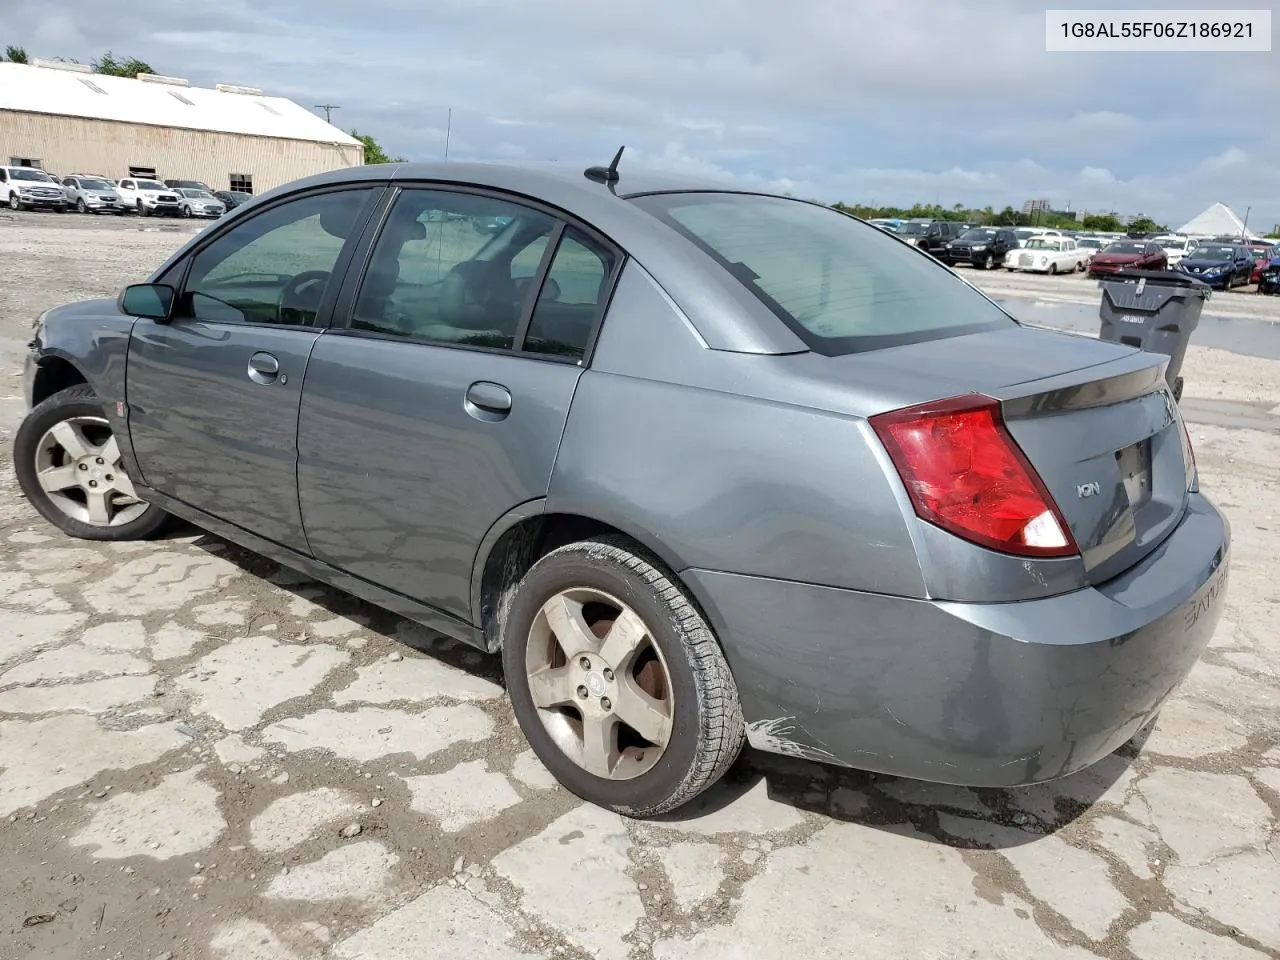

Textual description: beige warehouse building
[0,59,363,195]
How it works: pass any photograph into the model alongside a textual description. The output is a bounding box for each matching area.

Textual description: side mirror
[119,283,175,322]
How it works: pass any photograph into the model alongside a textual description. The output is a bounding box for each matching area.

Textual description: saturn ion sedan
[15,161,1230,817]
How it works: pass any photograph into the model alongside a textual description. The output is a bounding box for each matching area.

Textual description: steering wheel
[276,270,331,325]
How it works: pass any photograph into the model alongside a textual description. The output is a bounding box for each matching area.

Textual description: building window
[129,166,157,179]
[168,90,194,106]
[229,173,253,194]
[9,157,41,168]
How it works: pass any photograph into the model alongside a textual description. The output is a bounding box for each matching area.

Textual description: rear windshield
[631,192,1013,355]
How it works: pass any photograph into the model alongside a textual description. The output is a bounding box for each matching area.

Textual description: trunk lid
[994,355,1188,582]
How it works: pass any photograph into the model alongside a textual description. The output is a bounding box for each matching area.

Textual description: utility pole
[1241,205,1251,239]
[314,104,340,123]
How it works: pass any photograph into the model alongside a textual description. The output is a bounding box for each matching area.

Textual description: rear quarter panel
[546,263,926,598]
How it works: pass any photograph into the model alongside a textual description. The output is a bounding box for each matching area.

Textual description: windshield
[958,229,997,242]
[899,222,930,236]
[1158,238,1187,250]
[181,189,214,199]
[1025,239,1060,250]
[136,180,166,191]
[632,193,1013,355]
[1078,239,1103,248]
[227,191,252,200]
[1193,246,1236,260]
[12,169,54,182]
[1104,242,1144,255]
[79,179,113,190]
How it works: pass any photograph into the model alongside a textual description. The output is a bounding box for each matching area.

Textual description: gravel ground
[1,211,1278,960]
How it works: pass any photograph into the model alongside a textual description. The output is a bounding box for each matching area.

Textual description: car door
[125,184,383,552]
[297,185,622,620]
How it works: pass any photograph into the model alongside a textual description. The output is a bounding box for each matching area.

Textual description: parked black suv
[917,221,969,258]
[944,228,1020,269]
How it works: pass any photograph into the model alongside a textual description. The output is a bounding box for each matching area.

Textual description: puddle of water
[997,297,1280,362]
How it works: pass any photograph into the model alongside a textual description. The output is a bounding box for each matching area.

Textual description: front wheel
[502,537,745,818]
[1047,263,1057,275]
[181,206,192,218]
[138,202,149,217]
[53,204,66,214]
[982,253,995,270]
[8,193,21,211]
[13,384,170,541]
[76,199,88,214]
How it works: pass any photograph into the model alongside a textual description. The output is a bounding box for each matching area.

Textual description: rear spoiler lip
[996,352,1169,419]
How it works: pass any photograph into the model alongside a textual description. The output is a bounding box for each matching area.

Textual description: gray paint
[297,334,583,619]
[684,493,1228,784]
[22,159,1232,786]
[127,321,321,553]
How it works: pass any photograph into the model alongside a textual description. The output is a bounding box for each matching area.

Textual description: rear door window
[632,192,1012,355]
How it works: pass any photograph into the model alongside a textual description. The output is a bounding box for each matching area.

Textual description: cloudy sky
[8,0,1279,228]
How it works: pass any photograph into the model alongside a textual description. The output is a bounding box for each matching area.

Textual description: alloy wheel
[32,416,147,527]
[524,587,674,780]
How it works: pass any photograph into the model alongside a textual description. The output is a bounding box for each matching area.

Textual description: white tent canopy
[1174,202,1261,239]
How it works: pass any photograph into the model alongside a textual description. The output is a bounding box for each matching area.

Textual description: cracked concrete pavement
[1,214,1279,960]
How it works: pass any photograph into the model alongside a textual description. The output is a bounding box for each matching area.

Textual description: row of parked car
[0,165,253,219]
[874,217,1280,293]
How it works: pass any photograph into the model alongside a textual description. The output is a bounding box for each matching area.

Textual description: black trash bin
[1097,269,1211,401]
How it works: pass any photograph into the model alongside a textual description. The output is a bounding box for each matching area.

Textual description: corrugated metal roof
[0,62,360,146]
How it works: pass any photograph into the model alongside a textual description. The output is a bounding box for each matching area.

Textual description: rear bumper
[684,492,1230,786]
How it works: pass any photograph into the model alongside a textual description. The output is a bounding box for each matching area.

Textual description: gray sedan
[14,160,1230,817]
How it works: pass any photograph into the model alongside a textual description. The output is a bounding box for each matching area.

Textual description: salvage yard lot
[1,213,1279,960]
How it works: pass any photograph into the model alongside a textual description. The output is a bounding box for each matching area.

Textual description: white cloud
[5,0,1279,226]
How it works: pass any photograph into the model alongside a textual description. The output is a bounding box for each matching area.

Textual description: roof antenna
[584,145,625,184]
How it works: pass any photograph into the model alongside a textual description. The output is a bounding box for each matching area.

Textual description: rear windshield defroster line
[631,192,1014,356]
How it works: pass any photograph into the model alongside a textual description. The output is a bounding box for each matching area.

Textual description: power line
[314,104,341,123]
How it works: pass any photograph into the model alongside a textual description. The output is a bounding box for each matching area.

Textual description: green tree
[1126,216,1165,235]
[92,51,155,77]
[350,130,407,164]
[4,45,29,63]
[1082,214,1124,232]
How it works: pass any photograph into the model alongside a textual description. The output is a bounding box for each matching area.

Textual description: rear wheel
[13,385,170,541]
[502,537,745,817]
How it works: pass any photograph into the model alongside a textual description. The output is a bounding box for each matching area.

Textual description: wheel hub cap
[525,587,675,781]
[32,415,147,528]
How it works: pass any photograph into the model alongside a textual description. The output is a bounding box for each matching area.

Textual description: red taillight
[870,394,1078,558]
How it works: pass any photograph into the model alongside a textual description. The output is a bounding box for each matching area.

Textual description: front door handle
[464,381,512,421]
[248,351,280,385]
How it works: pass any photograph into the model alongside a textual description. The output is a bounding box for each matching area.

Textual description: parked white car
[115,178,182,217]
[1005,235,1088,274]
[1,166,67,212]
[1153,234,1199,268]
[176,188,227,219]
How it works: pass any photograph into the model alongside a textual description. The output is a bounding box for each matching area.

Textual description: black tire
[1006,267,1015,272]
[76,199,88,214]
[53,204,66,214]
[138,201,149,217]
[982,253,995,270]
[13,384,171,542]
[115,209,126,216]
[181,206,192,218]
[502,536,745,818]
[1047,263,1057,275]
[8,193,21,211]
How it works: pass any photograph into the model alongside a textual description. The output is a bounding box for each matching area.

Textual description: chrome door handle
[464,381,512,421]
[248,351,280,384]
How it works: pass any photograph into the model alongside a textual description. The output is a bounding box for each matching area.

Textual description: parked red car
[1088,240,1169,277]
[1246,243,1277,284]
